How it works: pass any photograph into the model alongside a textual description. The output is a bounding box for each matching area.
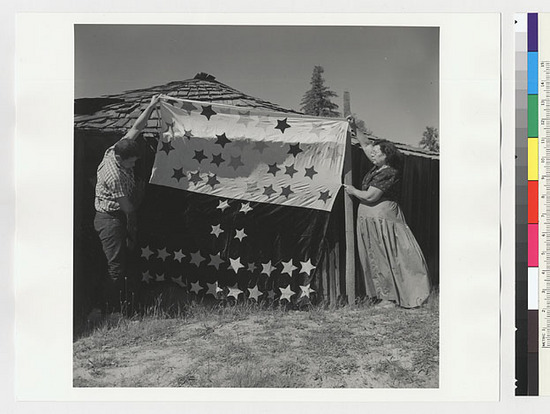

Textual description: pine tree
[419,126,439,152]
[300,66,340,117]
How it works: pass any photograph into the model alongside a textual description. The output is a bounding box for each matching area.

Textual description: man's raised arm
[123,94,161,141]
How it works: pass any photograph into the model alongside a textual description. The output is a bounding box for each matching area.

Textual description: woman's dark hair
[114,139,141,160]
[374,139,403,171]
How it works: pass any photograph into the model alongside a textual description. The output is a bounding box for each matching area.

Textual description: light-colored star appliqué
[261,261,275,276]
[299,284,315,299]
[239,202,253,214]
[190,281,202,295]
[157,247,171,261]
[236,110,250,121]
[172,276,186,288]
[142,271,153,283]
[229,257,245,273]
[300,259,317,276]
[237,111,255,127]
[155,273,165,282]
[279,285,295,302]
[141,246,154,260]
[190,250,205,267]
[211,224,224,238]
[217,200,230,212]
[281,259,298,276]
[227,284,243,300]
[309,123,325,135]
[247,262,257,272]
[173,250,186,262]
[206,282,220,297]
[248,285,263,302]
[235,228,247,241]
[208,253,224,270]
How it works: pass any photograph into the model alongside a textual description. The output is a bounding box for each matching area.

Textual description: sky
[75,25,438,147]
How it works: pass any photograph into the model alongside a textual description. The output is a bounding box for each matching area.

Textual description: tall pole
[343,91,356,304]
[343,91,351,118]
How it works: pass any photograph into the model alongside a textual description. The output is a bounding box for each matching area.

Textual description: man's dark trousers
[94,211,128,312]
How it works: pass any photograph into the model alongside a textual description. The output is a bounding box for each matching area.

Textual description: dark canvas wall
[400,153,440,287]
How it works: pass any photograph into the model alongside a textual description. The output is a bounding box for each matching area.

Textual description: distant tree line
[301,65,438,153]
[419,126,439,152]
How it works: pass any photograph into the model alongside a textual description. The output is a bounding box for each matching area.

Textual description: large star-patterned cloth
[134,97,342,305]
[150,98,347,212]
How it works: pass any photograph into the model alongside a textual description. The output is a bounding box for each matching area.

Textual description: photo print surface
[73,24,439,389]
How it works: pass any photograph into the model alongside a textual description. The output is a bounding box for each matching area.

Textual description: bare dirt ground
[73,298,438,388]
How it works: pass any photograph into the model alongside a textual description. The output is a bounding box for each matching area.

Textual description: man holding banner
[93,95,160,312]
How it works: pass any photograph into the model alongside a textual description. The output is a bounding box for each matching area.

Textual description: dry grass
[73,293,439,388]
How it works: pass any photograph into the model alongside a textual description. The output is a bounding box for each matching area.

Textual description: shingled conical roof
[74,72,302,138]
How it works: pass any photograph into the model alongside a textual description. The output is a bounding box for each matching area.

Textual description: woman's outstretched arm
[343,184,383,204]
[347,116,375,162]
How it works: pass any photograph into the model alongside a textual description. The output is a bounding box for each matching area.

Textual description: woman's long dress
[357,165,431,308]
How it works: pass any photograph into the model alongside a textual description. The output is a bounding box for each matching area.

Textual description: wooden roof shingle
[74,72,302,137]
[74,72,438,159]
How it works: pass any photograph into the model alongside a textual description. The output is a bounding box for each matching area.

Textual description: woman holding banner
[344,117,430,308]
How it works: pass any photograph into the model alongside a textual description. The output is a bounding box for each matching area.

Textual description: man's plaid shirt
[94,145,135,213]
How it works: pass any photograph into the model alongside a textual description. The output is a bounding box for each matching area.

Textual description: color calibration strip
[518,12,550,396]
[515,12,539,396]
[515,13,530,396]
[528,13,539,396]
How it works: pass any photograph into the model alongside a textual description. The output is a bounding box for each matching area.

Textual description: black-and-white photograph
[72,24,439,388]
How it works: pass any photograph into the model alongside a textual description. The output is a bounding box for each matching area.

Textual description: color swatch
[516,12,539,396]
[517,12,550,397]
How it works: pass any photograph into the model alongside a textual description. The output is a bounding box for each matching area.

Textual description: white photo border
[14,12,500,402]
